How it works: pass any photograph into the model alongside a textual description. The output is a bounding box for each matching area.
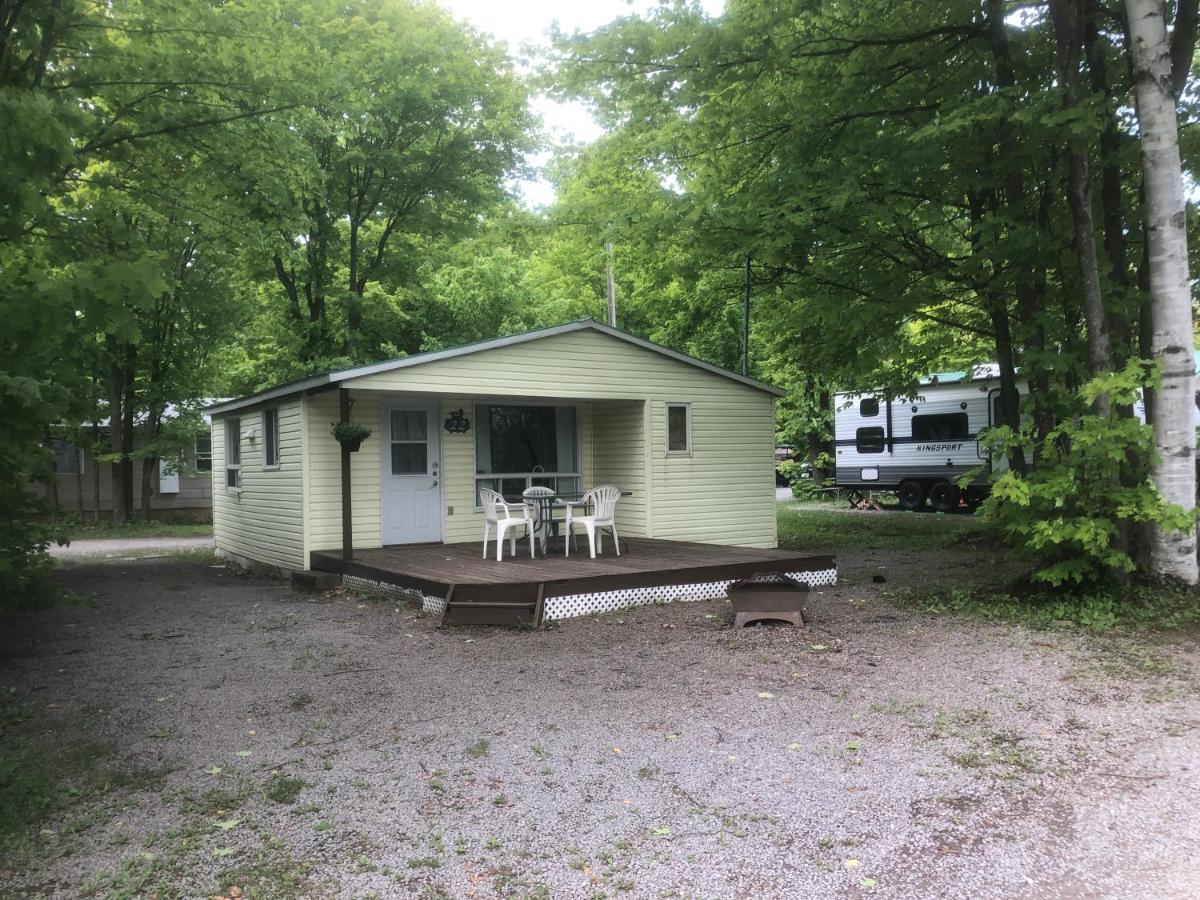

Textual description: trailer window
[860,398,879,417]
[912,413,969,441]
[855,427,885,453]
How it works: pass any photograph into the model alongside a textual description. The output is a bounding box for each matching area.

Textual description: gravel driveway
[2,552,1198,899]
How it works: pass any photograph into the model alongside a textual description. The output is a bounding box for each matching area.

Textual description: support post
[743,253,751,376]
[605,240,617,327]
[339,388,353,561]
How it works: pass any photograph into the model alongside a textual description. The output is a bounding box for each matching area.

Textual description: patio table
[511,489,632,558]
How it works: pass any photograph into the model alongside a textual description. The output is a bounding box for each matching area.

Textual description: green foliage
[979,364,1193,588]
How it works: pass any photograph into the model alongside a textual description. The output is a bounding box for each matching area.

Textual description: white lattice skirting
[341,574,448,617]
[542,567,838,622]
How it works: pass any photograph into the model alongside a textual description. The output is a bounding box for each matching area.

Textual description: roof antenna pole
[605,239,617,328]
[742,253,751,376]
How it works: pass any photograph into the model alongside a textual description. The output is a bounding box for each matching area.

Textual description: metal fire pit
[727,572,808,628]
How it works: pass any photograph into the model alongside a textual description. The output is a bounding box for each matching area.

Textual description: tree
[1125,0,1199,584]
[247,0,534,369]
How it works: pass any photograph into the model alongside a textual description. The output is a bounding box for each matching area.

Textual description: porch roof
[205,319,785,417]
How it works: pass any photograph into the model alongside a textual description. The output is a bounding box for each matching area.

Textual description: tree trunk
[1051,0,1115,413]
[1125,0,1198,583]
[120,343,137,521]
[106,340,128,525]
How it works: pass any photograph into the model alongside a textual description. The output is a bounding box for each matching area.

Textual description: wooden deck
[311,539,836,627]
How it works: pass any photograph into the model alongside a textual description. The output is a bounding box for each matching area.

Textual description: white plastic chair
[563,485,622,559]
[480,488,535,561]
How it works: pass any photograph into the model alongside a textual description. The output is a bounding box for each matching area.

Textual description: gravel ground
[2,547,1198,899]
[47,535,215,559]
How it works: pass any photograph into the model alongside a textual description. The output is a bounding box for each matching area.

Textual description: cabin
[30,406,216,522]
[205,320,836,625]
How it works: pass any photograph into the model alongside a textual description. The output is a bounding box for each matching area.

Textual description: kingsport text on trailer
[833,365,1024,512]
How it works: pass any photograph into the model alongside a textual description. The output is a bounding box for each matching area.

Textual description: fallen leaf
[844,858,860,869]
[612,747,622,755]
[235,750,252,758]
[846,740,861,752]
[651,827,672,837]
[810,644,828,652]
[787,742,803,751]
[665,733,679,741]
[204,765,223,775]
[860,877,877,888]
[757,691,775,700]
[213,847,235,858]
[213,819,240,831]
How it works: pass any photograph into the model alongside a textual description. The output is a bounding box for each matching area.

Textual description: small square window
[263,408,280,468]
[860,398,879,417]
[666,403,691,454]
[856,427,885,454]
[51,440,82,475]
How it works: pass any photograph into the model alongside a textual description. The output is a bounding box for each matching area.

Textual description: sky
[439,0,725,207]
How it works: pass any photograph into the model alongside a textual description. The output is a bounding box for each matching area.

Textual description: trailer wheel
[898,481,926,511]
[929,481,961,513]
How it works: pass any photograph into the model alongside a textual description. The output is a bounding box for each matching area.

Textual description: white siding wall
[212,399,305,570]
[305,391,381,552]
[591,400,648,537]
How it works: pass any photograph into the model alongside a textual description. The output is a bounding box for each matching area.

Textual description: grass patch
[777,505,988,553]
[62,521,213,540]
[263,773,306,805]
[465,737,490,759]
[890,583,1200,633]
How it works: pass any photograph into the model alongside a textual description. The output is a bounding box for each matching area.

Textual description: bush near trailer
[977,364,1193,589]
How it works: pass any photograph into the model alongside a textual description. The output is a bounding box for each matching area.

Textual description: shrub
[978,362,1192,588]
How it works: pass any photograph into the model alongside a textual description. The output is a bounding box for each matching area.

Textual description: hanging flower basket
[331,422,372,452]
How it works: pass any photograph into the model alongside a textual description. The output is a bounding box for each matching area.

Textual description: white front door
[381,399,441,544]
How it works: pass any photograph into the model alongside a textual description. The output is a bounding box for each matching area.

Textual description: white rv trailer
[833,364,1023,512]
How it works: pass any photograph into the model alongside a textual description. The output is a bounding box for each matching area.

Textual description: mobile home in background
[833,365,1022,512]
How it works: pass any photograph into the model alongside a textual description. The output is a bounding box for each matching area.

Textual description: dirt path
[1,553,1198,898]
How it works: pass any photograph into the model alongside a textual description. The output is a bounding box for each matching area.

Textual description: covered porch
[311,538,837,626]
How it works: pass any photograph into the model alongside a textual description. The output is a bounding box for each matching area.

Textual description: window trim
[665,401,692,456]
[472,400,583,510]
[225,417,242,491]
[262,407,281,469]
[195,431,213,473]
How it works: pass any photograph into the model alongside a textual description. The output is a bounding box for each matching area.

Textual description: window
[912,413,969,442]
[225,418,241,489]
[856,427,885,453]
[263,408,280,468]
[390,409,429,474]
[195,431,213,472]
[474,404,580,504]
[666,402,691,454]
[51,440,82,475]
[860,398,879,417]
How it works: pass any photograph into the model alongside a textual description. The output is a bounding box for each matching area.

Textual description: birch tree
[1125,0,1199,584]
